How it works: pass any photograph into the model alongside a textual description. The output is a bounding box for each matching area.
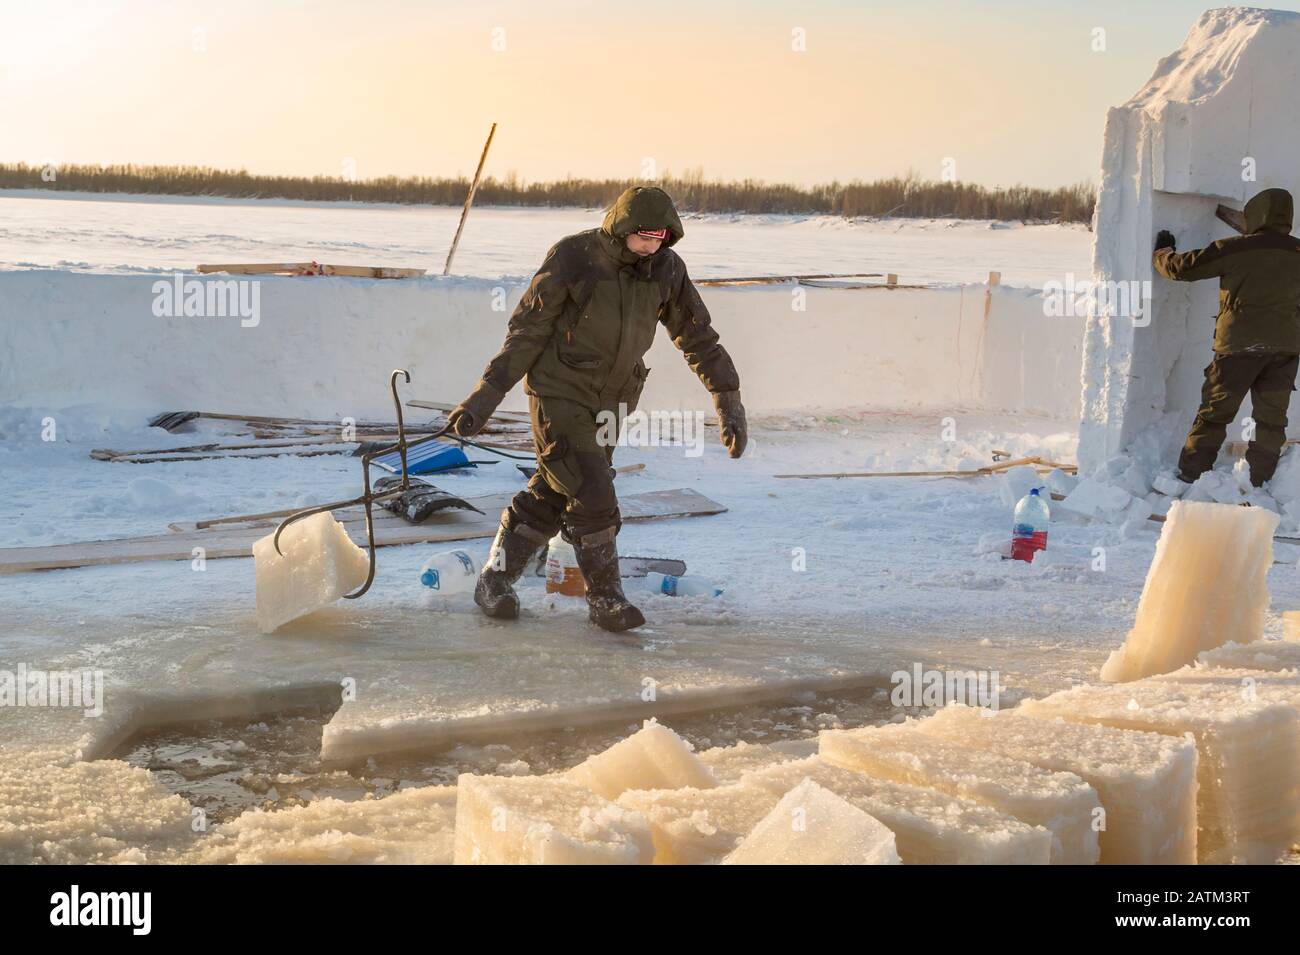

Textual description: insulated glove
[712,390,748,459]
[1154,229,1176,253]
[447,380,506,437]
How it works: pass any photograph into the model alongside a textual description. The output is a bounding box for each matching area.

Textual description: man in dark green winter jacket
[447,186,747,632]
[1153,187,1300,486]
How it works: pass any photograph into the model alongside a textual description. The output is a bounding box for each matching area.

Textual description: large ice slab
[917,705,1196,863]
[721,778,900,865]
[821,724,1101,864]
[567,719,717,800]
[453,773,654,864]
[1020,681,1300,863]
[1100,501,1277,682]
[742,757,1052,864]
[617,782,782,865]
[252,511,371,633]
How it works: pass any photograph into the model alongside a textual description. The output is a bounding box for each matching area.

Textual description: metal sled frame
[272,369,452,599]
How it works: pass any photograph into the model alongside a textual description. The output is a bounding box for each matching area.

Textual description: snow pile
[1082,8,1300,473]
[1101,500,1278,682]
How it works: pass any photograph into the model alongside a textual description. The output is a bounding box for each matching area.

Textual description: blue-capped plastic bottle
[419,549,478,593]
[1010,488,1050,563]
[646,572,723,597]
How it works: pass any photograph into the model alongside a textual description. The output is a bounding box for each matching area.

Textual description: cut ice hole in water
[111,686,921,824]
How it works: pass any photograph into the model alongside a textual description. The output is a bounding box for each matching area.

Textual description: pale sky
[1,1,1293,189]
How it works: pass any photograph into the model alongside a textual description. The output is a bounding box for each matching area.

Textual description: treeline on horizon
[0,162,1096,224]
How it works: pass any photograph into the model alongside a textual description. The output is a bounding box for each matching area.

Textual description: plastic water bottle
[1010,488,1050,563]
[419,549,478,593]
[646,572,723,597]
[545,534,586,596]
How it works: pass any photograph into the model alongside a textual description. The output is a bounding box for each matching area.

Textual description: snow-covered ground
[8,406,1300,862]
[0,189,1091,288]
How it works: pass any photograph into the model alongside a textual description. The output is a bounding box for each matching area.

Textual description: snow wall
[1081,7,1300,472]
[0,270,1081,425]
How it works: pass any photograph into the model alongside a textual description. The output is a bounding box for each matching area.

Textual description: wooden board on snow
[0,488,725,575]
[196,263,425,279]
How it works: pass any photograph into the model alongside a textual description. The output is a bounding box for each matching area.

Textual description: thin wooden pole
[443,122,497,275]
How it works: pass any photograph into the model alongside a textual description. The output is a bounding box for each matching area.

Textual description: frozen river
[0,189,1092,289]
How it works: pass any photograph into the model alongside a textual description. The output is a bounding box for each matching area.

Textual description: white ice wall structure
[0,270,1081,424]
[1081,7,1300,471]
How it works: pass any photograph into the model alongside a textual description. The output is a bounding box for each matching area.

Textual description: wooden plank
[774,455,1070,480]
[443,122,497,276]
[0,489,725,575]
[694,273,884,287]
[1215,204,1247,235]
[195,263,425,279]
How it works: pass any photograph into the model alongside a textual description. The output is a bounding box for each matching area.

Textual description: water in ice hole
[113,688,926,824]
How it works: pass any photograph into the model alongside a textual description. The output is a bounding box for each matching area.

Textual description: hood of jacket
[601,186,685,247]
[1244,187,1294,235]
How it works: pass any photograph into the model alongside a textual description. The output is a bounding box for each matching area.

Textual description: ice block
[742,757,1052,864]
[617,782,783,864]
[821,724,1101,864]
[567,719,716,799]
[1100,501,1278,682]
[917,705,1197,864]
[1020,681,1300,863]
[453,773,654,864]
[721,779,901,865]
[252,511,371,633]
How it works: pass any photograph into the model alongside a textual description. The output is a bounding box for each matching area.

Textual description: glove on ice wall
[1080,7,1300,472]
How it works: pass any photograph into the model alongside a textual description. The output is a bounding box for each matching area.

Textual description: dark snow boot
[572,528,645,632]
[474,518,550,620]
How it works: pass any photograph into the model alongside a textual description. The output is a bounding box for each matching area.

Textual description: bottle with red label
[1010,488,1050,562]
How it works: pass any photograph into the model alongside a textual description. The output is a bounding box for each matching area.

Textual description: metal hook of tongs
[271,369,451,599]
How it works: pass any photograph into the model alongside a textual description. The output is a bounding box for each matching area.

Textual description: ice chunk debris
[252,511,370,633]
[722,779,900,865]
[695,739,813,784]
[617,782,781,864]
[454,773,653,864]
[1199,639,1300,672]
[566,719,717,799]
